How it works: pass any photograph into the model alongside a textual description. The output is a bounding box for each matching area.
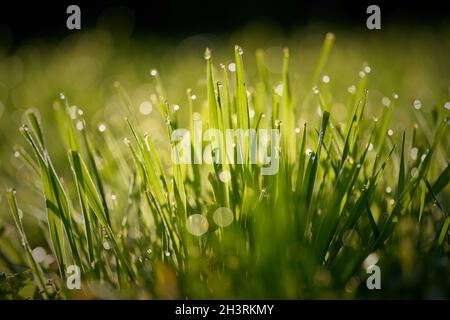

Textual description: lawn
[0,24,449,299]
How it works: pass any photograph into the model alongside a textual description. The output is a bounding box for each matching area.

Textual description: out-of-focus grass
[0,23,449,299]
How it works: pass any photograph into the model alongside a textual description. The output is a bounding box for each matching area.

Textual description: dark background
[0,0,449,43]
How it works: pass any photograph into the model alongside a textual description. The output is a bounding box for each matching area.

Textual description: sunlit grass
[0,29,449,299]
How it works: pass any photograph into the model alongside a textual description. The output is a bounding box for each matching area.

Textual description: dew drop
[228,63,236,72]
[219,170,231,183]
[204,48,211,60]
[14,151,20,158]
[213,207,234,228]
[295,127,301,134]
[385,186,392,194]
[359,71,366,78]
[69,106,77,119]
[150,69,158,77]
[312,86,319,95]
[363,253,379,269]
[387,129,394,136]
[186,214,209,236]
[382,97,391,107]
[173,104,180,111]
[322,75,330,83]
[410,147,418,160]
[139,101,153,115]
[444,102,450,110]
[347,85,356,94]
[102,240,111,250]
[364,66,371,73]
[276,83,283,96]
[32,247,47,263]
[59,92,66,100]
[75,121,84,131]
[411,167,419,178]
[413,99,422,110]
[98,123,106,132]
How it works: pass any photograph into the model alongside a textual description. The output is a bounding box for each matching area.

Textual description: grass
[0,29,449,299]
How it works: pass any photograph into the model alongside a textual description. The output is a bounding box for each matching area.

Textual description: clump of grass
[2,33,450,299]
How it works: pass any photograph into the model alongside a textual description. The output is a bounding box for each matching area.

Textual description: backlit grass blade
[7,189,49,299]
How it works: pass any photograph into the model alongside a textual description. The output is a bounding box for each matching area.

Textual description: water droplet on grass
[139,101,153,115]
[32,247,47,263]
[76,121,84,131]
[387,129,394,136]
[213,207,234,227]
[276,83,283,96]
[186,214,209,236]
[410,147,418,160]
[312,86,319,94]
[173,104,180,111]
[228,63,236,72]
[69,106,77,119]
[364,66,371,73]
[204,48,211,60]
[103,240,111,250]
[150,69,158,77]
[413,99,422,110]
[322,75,330,83]
[347,85,356,94]
[98,123,106,132]
[444,102,450,110]
[363,253,379,269]
[382,97,391,107]
[219,170,231,183]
